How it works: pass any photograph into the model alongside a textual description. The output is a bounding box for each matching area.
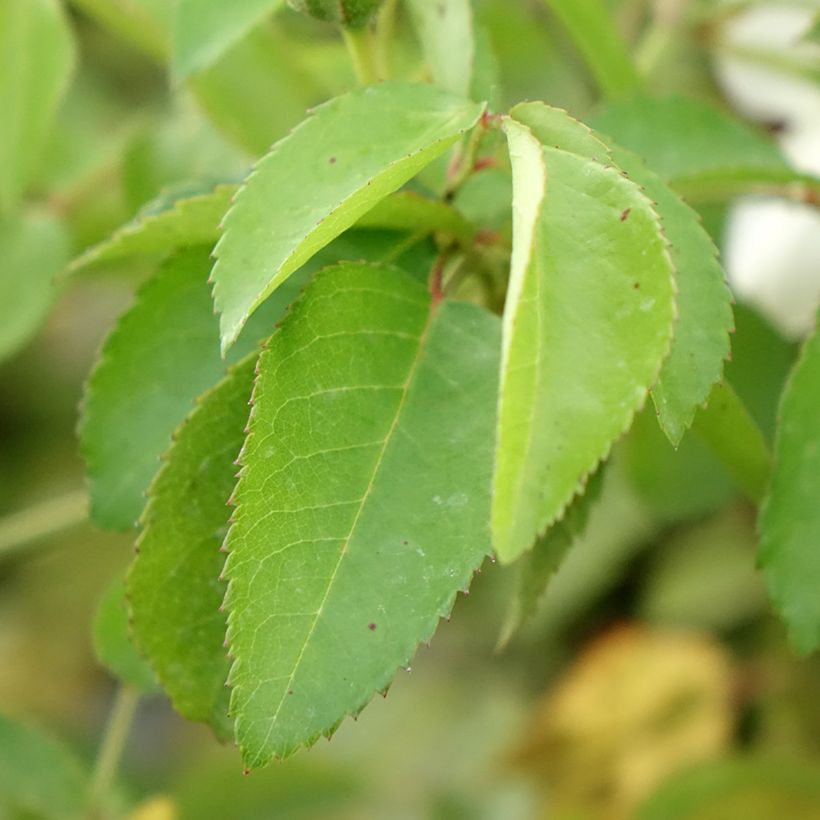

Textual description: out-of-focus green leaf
[93,575,158,693]
[356,191,473,239]
[223,262,499,767]
[0,713,87,820]
[189,23,320,155]
[544,0,642,100]
[636,756,820,820]
[0,0,75,213]
[759,318,820,654]
[406,0,474,98]
[493,116,675,563]
[68,0,171,60]
[590,95,820,202]
[129,356,256,739]
[211,83,484,352]
[0,211,69,362]
[172,0,283,79]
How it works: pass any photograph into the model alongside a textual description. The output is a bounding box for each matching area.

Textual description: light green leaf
[93,575,158,693]
[544,0,642,100]
[223,262,499,767]
[211,83,485,352]
[511,100,734,448]
[355,191,473,240]
[173,0,283,79]
[129,355,256,738]
[0,713,87,820]
[759,318,820,654]
[493,117,675,563]
[67,184,235,276]
[406,0,474,98]
[612,146,733,445]
[0,211,68,362]
[0,0,75,213]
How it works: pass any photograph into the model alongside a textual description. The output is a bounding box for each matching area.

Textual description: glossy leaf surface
[224,262,499,766]
[211,83,484,351]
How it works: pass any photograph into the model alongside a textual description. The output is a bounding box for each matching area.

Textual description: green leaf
[0,713,87,820]
[223,262,499,767]
[0,0,75,213]
[611,146,733,445]
[211,83,485,352]
[93,575,158,693]
[406,0,474,98]
[493,117,675,563]
[590,95,817,201]
[499,466,604,647]
[759,318,820,654]
[511,100,734,447]
[67,184,235,276]
[355,191,473,240]
[79,246,284,531]
[0,211,69,362]
[129,355,256,738]
[173,0,283,79]
[544,0,642,100]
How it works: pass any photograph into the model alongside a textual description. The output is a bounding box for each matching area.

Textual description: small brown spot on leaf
[329,156,336,164]
[368,622,377,631]
[633,281,640,290]
[620,208,631,222]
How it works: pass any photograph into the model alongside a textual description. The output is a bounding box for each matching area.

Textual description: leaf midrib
[255,296,439,753]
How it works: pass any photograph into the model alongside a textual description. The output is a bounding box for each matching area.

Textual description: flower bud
[287,0,384,28]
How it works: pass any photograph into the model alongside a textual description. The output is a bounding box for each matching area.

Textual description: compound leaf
[759,318,820,654]
[211,83,484,351]
[224,262,499,767]
[128,355,257,738]
[493,116,675,563]
[0,0,75,213]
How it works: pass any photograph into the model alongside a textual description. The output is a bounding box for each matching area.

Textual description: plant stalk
[342,26,380,85]
[0,489,87,558]
[87,684,140,819]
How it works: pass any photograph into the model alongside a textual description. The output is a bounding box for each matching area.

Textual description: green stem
[443,120,487,200]
[342,26,380,85]
[87,685,140,819]
[374,0,398,80]
[692,381,772,504]
[0,490,87,558]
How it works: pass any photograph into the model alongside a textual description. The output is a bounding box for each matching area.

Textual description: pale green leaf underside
[512,100,733,447]
[129,355,256,738]
[0,0,75,213]
[92,575,157,693]
[211,83,484,351]
[406,0,475,98]
[493,117,676,563]
[0,211,68,363]
[0,714,87,820]
[224,262,499,767]
[173,0,282,79]
[759,318,820,654]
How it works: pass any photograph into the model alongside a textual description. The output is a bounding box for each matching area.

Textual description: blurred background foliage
[1,0,820,818]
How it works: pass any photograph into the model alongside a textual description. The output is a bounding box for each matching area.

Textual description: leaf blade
[211,83,484,351]
[224,262,500,766]
[493,117,676,563]
[758,318,820,654]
